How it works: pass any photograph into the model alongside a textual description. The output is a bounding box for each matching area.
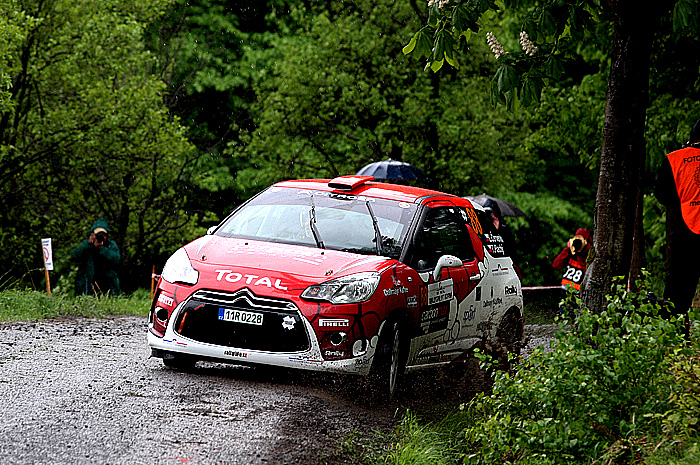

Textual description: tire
[371,319,407,399]
[162,353,197,370]
[494,308,524,371]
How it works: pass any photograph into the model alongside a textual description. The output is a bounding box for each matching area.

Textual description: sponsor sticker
[463,304,476,321]
[420,303,450,334]
[384,286,409,296]
[324,350,345,358]
[505,285,517,296]
[319,318,350,328]
[491,264,510,276]
[224,350,248,358]
[483,297,503,308]
[157,293,174,307]
[214,269,288,290]
[282,315,296,330]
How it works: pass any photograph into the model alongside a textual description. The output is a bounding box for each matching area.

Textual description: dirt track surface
[0,316,555,465]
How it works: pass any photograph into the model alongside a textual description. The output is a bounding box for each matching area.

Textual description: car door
[404,202,482,366]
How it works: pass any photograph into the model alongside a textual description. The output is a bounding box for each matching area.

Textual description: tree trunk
[581,1,654,311]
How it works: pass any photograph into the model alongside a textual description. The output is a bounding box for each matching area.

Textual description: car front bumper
[147,305,378,376]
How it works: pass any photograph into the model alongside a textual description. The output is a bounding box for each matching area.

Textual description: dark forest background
[1,0,698,294]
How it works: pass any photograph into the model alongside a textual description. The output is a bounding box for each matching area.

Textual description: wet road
[0,316,401,465]
[0,316,556,465]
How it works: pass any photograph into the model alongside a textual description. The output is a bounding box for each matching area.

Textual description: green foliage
[463,275,688,464]
[522,75,606,176]
[404,0,602,108]
[406,0,699,109]
[385,411,467,465]
[0,1,34,115]
[665,343,700,438]
[0,0,207,291]
[0,289,150,321]
[379,280,700,465]
[227,0,533,201]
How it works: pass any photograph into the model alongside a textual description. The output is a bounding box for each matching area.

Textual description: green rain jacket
[71,218,121,296]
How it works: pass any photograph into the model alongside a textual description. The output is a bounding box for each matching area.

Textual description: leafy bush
[665,348,700,437]
[463,276,689,465]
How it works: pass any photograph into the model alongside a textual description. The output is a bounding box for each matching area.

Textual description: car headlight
[161,248,199,285]
[302,272,381,304]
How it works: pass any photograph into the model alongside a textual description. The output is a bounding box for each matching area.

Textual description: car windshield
[215,186,418,259]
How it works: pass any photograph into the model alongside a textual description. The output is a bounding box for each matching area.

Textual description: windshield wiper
[309,195,325,249]
[365,201,383,256]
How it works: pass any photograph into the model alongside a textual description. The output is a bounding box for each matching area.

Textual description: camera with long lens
[569,234,587,254]
[95,231,108,245]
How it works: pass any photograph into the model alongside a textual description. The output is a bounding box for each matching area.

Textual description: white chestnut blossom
[519,31,538,56]
[427,0,450,8]
[486,32,506,59]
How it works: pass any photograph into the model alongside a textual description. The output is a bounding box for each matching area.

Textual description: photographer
[552,228,593,292]
[71,218,121,296]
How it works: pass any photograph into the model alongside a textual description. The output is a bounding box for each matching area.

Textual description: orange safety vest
[668,146,700,234]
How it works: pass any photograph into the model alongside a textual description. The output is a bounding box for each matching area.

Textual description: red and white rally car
[148,176,523,396]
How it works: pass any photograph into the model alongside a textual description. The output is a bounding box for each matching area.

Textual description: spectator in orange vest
[655,118,700,315]
[552,228,593,292]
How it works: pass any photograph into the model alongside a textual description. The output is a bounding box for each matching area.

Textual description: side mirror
[433,254,463,281]
[206,226,217,235]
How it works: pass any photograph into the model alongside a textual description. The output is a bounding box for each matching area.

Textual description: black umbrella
[356,159,428,181]
[465,194,527,218]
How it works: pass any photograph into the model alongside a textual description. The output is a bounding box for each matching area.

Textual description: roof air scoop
[328,175,375,190]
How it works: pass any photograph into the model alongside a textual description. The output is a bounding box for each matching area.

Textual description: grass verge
[0,289,150,321]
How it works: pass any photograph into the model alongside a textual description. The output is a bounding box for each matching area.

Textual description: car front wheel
[371,318,407,399]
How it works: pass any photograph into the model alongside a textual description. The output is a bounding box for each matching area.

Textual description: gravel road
[0,316,556,465]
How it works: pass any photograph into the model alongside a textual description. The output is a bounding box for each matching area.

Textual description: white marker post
[41,238,53,295]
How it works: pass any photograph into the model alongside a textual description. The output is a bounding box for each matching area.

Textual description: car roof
[275,176,467,206]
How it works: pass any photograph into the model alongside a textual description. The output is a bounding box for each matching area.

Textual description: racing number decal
[563,265,584,284]
[419,279,454,335]
[464,208,483,235]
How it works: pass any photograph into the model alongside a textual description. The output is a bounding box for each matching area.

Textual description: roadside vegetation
[0,289,150,321]
[381,277,700,465]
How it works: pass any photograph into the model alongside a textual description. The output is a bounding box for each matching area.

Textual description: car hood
[184,236,393,282]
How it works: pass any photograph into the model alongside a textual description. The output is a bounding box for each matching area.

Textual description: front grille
[174,288,309,352]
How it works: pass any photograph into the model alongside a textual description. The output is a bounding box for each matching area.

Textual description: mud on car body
[148,175,524,397]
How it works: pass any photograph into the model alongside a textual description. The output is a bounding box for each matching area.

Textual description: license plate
[218,308,263,325]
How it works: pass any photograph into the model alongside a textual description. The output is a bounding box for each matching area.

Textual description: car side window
[410,207,476,271]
